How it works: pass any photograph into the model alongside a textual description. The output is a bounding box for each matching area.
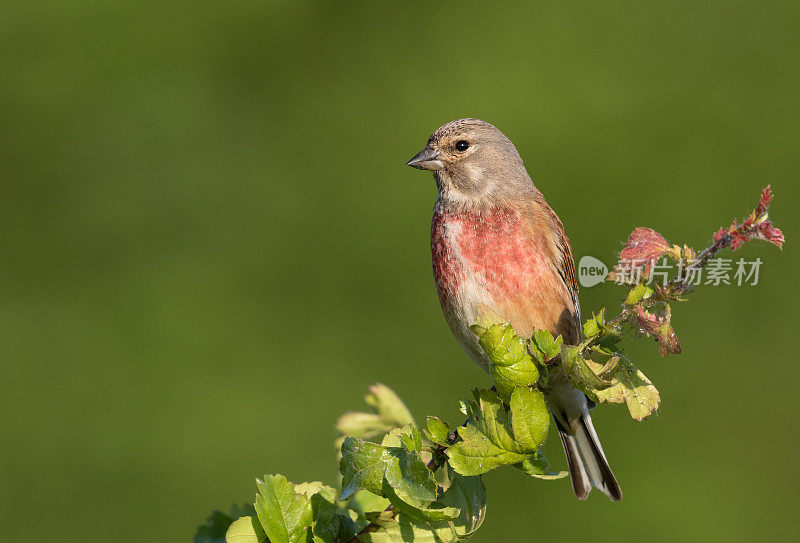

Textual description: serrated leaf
[293,481,332,498]
[582,314,601,338]
[508,386,549,451]
[439,468,486,540]
[476,324,526,366]
[446,388,549,476]
[609,227,675,280]
[625,283,654,306]
[591,358,661,420]
[560,345,613,400]
[474,324,540,400]
[225,516,266,543]
[339,431,437,508]
[310,514,358,543]
[424,416,450,447]
[401,426,423,452]
[448,424,528,475]
[381,425,422,452]
[365,384,415,428]
[357,512,458,543]
[291,482,349,542]
[254,474,313,543]
[532,329,562,361]
[382,483,460,522]
[387,452,437,507]
[339,439,388,499]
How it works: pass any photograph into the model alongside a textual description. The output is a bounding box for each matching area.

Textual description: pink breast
[431,208,549,300]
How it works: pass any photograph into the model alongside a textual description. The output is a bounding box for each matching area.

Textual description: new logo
[578,256,608,287]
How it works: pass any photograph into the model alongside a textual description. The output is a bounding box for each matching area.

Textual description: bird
[406,118,622,501]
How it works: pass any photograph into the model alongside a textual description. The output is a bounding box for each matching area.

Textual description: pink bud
[755,185,774,217]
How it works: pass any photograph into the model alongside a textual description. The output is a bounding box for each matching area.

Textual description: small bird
[407,118,621,501]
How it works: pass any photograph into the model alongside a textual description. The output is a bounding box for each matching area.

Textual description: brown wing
[538,198,581,344]
[493,197,581,344]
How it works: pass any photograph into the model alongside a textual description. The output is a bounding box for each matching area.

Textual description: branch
[606,185,783,337]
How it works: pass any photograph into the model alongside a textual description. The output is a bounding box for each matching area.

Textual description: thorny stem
[605,231,735,332]
[670,233,731,286]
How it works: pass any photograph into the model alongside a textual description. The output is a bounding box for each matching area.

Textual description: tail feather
[556,410,622,501]
[556,423,591,500]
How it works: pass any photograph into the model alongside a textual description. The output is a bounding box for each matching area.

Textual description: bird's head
[406,118,534,204]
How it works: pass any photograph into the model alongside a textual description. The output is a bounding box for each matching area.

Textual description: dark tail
[556,410,622,501]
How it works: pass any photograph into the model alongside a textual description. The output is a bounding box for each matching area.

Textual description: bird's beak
[406,146,443,171]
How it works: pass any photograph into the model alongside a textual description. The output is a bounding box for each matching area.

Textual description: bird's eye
[455,140,470,152]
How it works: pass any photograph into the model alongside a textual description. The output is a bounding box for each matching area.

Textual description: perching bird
[406,118,622,501]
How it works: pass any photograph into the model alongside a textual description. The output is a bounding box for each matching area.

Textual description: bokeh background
[2,2,798,541]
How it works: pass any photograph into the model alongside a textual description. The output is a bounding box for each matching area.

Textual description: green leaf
[294,482,336,523]
[582,309,607,338]
[292,482,358,543]
[346,490,391,516]
[587,352,621,380]
[476,324,517,364]
[582,316,600,338]
[439,468,487,540]
[382,483,460,522]
[358,481,485,543]
[387,452,437,508]
[197,505,259,543]
[253,481,358,543]
[532,329,562,361]
[625,283,654,305]
[336,384,415,445]
[508,386,549,451]
[225,517,266,543]
[515,451,568,480]
[423,416,450,447]
[446,388,549,476]
[560,345,612,401]
[292,481,335,500]
[254,474,314,543]
[380,425,423,452]
[590,358,661,421]
[339,430,437,508]
[365,383,415,428]
[310,513,358,543]
[340,439,393,499]
[336,412,397,443]
[357,512,459,543]
[358,508,475,543]
[474,324,540,400]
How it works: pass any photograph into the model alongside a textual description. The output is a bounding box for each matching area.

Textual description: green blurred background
[1,2,798,541]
